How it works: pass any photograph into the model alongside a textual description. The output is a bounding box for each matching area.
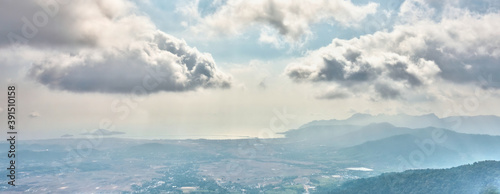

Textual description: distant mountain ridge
[282,123,413,148]
[280,114,500,171]
[336,127,500,170]
[300,113,500,135]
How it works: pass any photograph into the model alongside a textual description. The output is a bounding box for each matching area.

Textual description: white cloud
[29,31,231,93]
[398,0,436,23]
[258,28,282,48]
[285,10,500,99]
[0,0,231,93]
[188,0,378,44]
[0,0,142,48]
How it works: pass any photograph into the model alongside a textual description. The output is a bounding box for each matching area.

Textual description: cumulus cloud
[189,0,378,43]
[0,0,231,93]
[28,31,231,93]
[0,0,142,48]
[286,8,500,99]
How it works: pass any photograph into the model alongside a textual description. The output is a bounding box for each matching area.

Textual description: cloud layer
[28,31,231,93]
[0,0,141,48]
[189,0,378,43]
[1,0,231,93]
[286,8,500,99]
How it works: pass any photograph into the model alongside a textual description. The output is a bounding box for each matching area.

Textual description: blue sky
[0,0,499,139]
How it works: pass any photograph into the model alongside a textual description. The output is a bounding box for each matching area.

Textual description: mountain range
[282,114,500,170]
[300,113,500,136]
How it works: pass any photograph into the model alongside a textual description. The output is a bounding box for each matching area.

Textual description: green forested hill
[327,160,500,194]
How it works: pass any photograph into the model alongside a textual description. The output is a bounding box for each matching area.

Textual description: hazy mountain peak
[416,113,439,119]
[362,122,395,129]
[348,113,372,120]
[301,113,500,136]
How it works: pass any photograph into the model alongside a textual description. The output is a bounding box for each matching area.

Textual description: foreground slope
[326,160,500,194]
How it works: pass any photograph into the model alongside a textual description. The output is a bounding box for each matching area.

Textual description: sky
[0,0,499,139]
